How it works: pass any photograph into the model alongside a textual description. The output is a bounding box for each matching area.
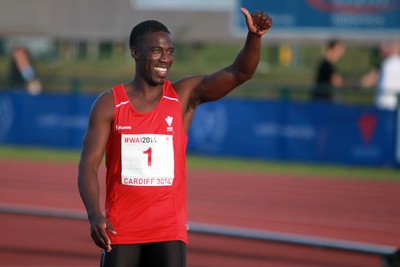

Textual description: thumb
[240,7,257,33]
[106,221,117,235]
[240,7,251,26]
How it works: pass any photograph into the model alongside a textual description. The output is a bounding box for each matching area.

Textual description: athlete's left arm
[175,8,271,132]
[176,8,271,105]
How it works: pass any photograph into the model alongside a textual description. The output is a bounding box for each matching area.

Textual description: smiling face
[132,31,174,86]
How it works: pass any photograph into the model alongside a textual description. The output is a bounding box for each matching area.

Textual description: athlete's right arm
[77,90,116,252]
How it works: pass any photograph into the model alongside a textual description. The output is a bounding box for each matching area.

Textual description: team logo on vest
[165,116,173,132]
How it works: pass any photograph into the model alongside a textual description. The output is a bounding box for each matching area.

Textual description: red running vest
[105,81,188,245]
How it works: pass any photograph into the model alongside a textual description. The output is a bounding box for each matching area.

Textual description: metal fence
[1,204,398,267]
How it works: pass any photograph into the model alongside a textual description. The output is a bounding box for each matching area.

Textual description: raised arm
[176,8,271,102]
[77,91,116,252]
[174,8,272,131]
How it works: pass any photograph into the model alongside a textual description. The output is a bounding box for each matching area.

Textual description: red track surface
[1,160,399,267]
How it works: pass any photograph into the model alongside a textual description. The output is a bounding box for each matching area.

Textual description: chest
[114,98,181,136]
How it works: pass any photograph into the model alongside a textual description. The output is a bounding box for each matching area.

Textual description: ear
[130,46,139,60]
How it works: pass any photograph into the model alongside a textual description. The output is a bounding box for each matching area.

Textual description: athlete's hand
[241,7,272,37]
[89,214,117,252]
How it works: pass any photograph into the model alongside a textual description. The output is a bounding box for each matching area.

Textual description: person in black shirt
[311,39,345,101]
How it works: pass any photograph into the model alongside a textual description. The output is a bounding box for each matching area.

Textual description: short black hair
[129,20,170,48]
[327,39,341,49]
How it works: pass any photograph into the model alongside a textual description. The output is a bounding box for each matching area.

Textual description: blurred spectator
[310,39,345,102]
[8,45,42,95]
[359,45,383,89]
[370,41,400,110]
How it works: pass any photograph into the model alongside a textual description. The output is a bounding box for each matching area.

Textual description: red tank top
[105,81,188,244]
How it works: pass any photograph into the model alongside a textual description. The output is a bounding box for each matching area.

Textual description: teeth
[155,67,167,72]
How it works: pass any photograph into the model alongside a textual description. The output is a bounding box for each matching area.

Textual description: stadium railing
[1,204,399,267]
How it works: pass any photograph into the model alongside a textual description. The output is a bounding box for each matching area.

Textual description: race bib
[121,134,174,186]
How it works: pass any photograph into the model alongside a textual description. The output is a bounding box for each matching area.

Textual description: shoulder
[89,89,114,120]
[172,75,204,90]
[386,56,400,66]
[321,59,332,66]
[172,75,206,98]
[317,59,329,70]
[321,60,334,71]
[94,90,114,107]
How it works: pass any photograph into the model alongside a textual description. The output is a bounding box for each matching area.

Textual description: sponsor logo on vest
[116,125,132,131]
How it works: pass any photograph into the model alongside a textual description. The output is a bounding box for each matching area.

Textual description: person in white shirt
[375,41,400,110]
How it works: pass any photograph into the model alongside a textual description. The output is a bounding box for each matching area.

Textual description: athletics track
[0,160,399,267]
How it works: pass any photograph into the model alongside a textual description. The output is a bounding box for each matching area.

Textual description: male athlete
[78,7,272,267]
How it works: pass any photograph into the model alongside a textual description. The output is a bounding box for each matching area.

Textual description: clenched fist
[241,7,272,36]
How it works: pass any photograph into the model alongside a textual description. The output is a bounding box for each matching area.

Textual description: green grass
[188,154,400,181]
[0,146,81,162]
[0,145,398,181]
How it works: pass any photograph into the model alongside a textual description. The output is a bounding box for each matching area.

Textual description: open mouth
[154,67,168,76]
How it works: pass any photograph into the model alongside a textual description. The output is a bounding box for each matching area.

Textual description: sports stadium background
[0,0,399,166]
[0,1,399,266]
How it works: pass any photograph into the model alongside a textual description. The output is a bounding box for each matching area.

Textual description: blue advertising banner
[0,91,95,149]
[187,98,397,166]
[0,91,397,166]
[234,0,400,38]
[397,106,400,163]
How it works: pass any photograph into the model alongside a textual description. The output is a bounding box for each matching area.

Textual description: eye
[152,47,162,54]
[168,48,174,55]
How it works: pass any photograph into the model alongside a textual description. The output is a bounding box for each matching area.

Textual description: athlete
[77,7,272,267]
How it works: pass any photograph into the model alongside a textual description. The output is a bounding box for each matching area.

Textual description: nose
[159,51,172,63]
[159,54,168,62]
